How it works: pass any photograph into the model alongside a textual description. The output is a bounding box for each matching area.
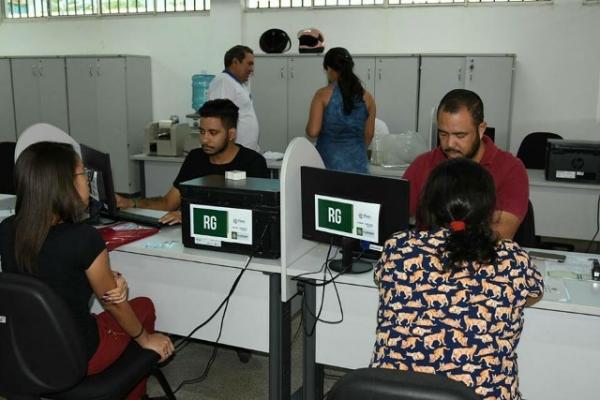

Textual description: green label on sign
[317,198,353,234]
[192,208,228,238]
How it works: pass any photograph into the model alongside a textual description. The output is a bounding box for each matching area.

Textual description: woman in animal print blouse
[371,158,544,400]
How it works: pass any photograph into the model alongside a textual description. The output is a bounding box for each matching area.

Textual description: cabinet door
[67,58,99,148]
[0,59,16,141]
[96,58,129,192]
[418,57,465,147]
[465,56,514,150]
[252,57,288,152]
[38,58,69,133]
[353,57,375,95]
[375,57,419,134]
[287,56,326,143]
[12,58,42,135]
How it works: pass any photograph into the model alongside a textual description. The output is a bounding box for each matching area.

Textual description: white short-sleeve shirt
[207,72,260,152]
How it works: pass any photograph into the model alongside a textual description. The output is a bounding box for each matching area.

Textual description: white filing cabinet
[418,55,515,150]
[0,59,16,142]
[11,57,70,136]
[66,56,152,193]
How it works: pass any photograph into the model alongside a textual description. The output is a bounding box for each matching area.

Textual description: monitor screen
[301,166,409,273]
[80,144,117,220]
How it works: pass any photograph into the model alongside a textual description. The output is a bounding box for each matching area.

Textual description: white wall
[1,0,599,152]
[244,0,600,152]
[0,0,243,122]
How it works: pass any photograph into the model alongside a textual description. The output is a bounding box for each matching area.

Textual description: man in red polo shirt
[404,89,528,239]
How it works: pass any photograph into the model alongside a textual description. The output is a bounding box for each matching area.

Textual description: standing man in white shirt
[207,45,260,152]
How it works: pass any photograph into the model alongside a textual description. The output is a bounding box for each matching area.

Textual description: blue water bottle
[192,72,215,111]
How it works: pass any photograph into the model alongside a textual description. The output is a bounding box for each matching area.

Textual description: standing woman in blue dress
[306,47,376,174]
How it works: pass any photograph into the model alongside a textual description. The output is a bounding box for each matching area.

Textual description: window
[2,0,209,18]
[247,0,546,8]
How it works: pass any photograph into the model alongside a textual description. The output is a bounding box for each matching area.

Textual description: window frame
[244,0,551,10]
[1,0,210,20]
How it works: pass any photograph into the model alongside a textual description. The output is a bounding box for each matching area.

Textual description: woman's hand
[137,332,175,363]
[102,271,128,304]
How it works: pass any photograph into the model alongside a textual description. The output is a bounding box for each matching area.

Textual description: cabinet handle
[280,67,284,79]
[89,64,94,77]
[378,68,382,81]
[290,69,294,79]
[38,65,43,77]
[31,65,37,77]
[469,61,474,82]
[367,68,371,81]
[96,64,101,76]
[458,68,462,82]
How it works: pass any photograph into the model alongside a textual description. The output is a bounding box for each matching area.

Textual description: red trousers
[88,297,156,400]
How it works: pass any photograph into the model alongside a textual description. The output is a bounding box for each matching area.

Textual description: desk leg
[302,281,323,400]
[269,273,291,400]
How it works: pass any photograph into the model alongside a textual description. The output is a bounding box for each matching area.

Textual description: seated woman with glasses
[370,158,543,400]
[0,142,174,400]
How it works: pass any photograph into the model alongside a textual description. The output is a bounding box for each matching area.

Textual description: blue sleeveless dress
[315,84,369,174]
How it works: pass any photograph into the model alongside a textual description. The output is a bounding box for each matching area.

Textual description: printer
[144,120,193,156]
[180,175,281,258]
[545,139,600,184]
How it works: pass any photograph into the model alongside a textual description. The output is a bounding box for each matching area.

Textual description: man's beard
[443,134,481,160]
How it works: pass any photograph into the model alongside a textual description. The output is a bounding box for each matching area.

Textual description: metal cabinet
[0,59,16,142]
[254,55,420,152]
[11,57,69,136]
[253,55,324,152]
[287,56,326,142]
[252,57,288,152]
[66,56,152,193]
[418,55,515,150]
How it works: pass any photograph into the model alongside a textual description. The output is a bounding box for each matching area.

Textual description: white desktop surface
[289,245,600,400]
[89,225,283,353]
[112,224,282,274]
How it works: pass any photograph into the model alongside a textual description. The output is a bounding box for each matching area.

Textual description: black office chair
[326,368,480,400]
[516,132,562,170]
[0,272,176,400]
[513,200,574,251]
[0,141,16,194]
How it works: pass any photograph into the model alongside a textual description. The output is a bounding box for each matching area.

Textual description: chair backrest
[0,272,88,396]
[327,368,481,400]
[0,142,16,195]
[513,200,538,248]
[516,132,562,169]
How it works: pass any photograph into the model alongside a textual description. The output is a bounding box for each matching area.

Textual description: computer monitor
[301,166,409,274]
[80,144,118,223]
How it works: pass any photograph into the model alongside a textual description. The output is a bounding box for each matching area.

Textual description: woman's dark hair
[323,47,364,115]
[417,158,497,270]
[14,142,86,273]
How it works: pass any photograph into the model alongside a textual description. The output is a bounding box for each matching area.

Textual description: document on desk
[536,259,600,305]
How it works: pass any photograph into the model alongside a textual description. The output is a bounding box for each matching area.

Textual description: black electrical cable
[168,223,271,392]
[172,253,253,352]
[302,243,349,337]
[585,193,600,253]
[173,296,231,393]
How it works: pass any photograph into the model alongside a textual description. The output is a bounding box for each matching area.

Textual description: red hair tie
[449,220,466,232]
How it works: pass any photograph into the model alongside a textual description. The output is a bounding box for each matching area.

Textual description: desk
[528,169,600,241]
[289,246,600,400]
[130,154,283,197]
[92,226,292,400]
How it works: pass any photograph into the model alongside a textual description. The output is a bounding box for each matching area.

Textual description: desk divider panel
[280,137,324,301]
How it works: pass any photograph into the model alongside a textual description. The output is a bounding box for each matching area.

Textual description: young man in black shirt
[116,99,268,224]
